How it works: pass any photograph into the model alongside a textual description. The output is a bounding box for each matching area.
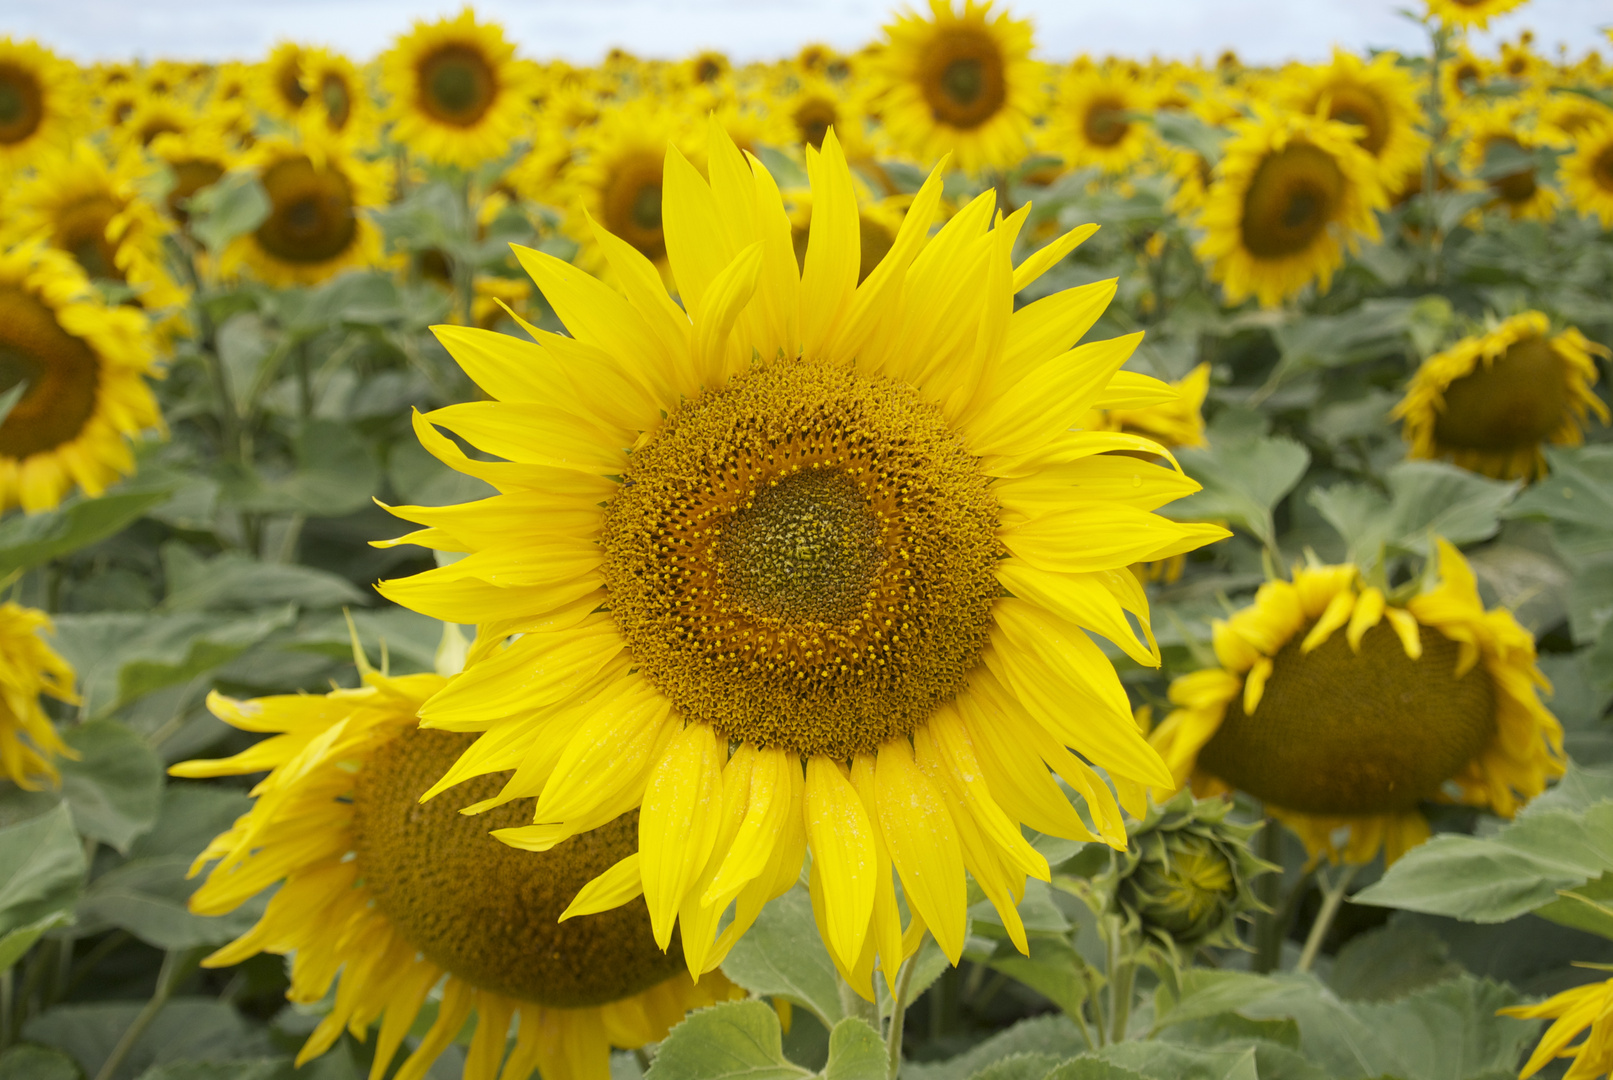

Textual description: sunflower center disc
[603,153,667,261]
[1240,141,1344,259]
[1593,147,1613,193]
[321,75,351,128]
[0,288,101,460]
[1083,98,1130,147]
[923,32,1006,130]
[1326,85,1389,155]
[0,64,43,144]
[794,99,837,149]
[1433,334,1569,453]
[256,156,358,264]
[55,197,125,283]
[353,728,685,1009]
[603,359,1001,760]
[1484,137,1538,204]
[941,58,983,106]
[420,45,496,126]
[1197,620,1496,815]
[168,160,225,222]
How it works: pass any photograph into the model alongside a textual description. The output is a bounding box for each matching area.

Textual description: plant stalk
[94,948,196,1080]
[1253,816,1284,972]
[886,951,919,1080]
[1297,863,1359,974]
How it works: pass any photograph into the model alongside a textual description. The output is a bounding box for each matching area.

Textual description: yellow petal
[424,402,627,474]
[1300,590,1356,654]
[1347,587,1386,652]
[1243,656,1273,714]
[663,143,735,316]
[799,130,860,357]
[1090,371,1180,410]
[692,241,765,387]
[531,679,671,823]
[704,744,794,908]
[512,243,669,381]
[996,560,1158,667]
[875,738,967,964]
[803,755,877,970]
[1012,223,1099,293]
[1385,607,1423,659]
[640,721,726,950]
[418,619,624,725]
[994,278,1116,394]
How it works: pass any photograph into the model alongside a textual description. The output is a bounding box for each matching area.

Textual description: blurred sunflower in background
[1150,541,1563,865]
[561,101,689,280]
[1457,102,1560,221]
[1281,49,1427,189]
[1049,66,1156,175]
[1195,106,1385,308]
[1562,120,1613,225]
[1424,0,1529,30]
[375,122,1225,997]
[299,46,376,145]
[0,245,162,512]
[222,130,388,286]
[254,41,312,123]
[175,666,740,1080]
[0,603,76,789]
[1395,311,1609,480]
[785,186,912,285]
[381,9,531,169]
[870,0,1041,172]
[148,120,238,226]
[0,37,80,174]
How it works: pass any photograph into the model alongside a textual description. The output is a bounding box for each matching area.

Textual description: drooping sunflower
[1562,120,1613,226]
[1150,541,1563,866]
[0,603,76,790]
[1424,0,1528,30]
[381,9,531,169]
[1282,49,1428,189]
[4,141,189,330]
[1393,311,1610,481]
[561,101,690,281]
[1195,106,1386,309]
[221,130,388,286]
[0,244,162,513]
[0,37,81,175]
[1049,65,1157,176]
[1502,973,1613,1080]
[869,0,1041,173]
[374,122,1227,996]
[174,668,740,1080]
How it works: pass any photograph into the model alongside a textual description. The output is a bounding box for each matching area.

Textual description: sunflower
[786,187,912,286]
[374,121,1227,997]
[774,77,865,153]
[1195,106,1385,309]
[1424,0,1528,30]
[1457,103,1560,221]
[0,244,162,513]
[299,47,375,145]
[1394,312,1609,481]
[4,141,189,330]
[174,667,740,1080]
[1150,541,1563,866]
[1502,973,1613,1080]
[148,121,238,225]
[0,603,76,790]
[1049,65,1157,175]
[869,0,1041,173]
[381,9,530,169]
[1282,49,1428,189]
[1440,45,1488,104]
[116,96,195,153]
[221,130,388,286]
[684,50,731,89]
[0,37,81,174]
[1562,120,1613,226]
[560,102,689,281]
[254,42,311,122]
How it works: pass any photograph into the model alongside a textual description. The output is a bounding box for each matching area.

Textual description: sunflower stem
[93,947,198,1080]
[1297,863,1358,974]
[1252,816,1284,973]
[1107,958,1136,1044]
[886,949,919,1079]
[837,968,880,1028]
[1421,20,1451,285]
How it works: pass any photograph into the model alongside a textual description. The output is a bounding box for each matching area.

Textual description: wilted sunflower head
[1149,541,1565,866]
[1394,311,1610,481]
[176,670,740,1080]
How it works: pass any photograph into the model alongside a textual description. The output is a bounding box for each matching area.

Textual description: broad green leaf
[644,1000,809,1080]
[1353,801,1613,924]
[1153,969,1299,1033]
[721,886,844,1027]
[0,484,173,577]
[23,998,271,1080]
[1150,111,1226,164]
[966,1053,1066,1080]
[188,172,271,256]
[1269,298,1422,382]
[0,909,72,972]
[160,544,367,612]
[280,271,406,332]
[216,312,274,417]
[219,420,381,517]
[0,801,87,938]
[1041,1061,1148,1080]
[981,936,1090,1021]
[59,719,164,853]
[1310,462,1517,571]
[1327,922,1464,1002]
[822,1019,885,1080]
[76,855,266,950]
[1532,871,1613,940]
[1169,435,1311,550]
[904,1017,1090,1080]
[1504,446,1613,559]
[133,1062,297,1080]
[0,1045,80,1080]
[1080,1044,1259,1080]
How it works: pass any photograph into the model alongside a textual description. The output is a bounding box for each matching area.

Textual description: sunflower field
[0,0,1612,1077]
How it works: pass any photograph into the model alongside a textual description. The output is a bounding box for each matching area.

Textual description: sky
[5,0,1608,66]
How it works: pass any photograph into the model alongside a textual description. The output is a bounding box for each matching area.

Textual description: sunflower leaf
[188,173,271,258]
[721,886,845,1028]
[0,483,174,579]
[58,719,164,854]
[821,1018,885,1080]
[646,1000,810,1080]
[1168,434,1310,551]
[1310,461,1517,574]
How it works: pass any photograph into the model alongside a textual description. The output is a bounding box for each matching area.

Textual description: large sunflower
[1049,65,1157,176]
[1562,120,1613,226]
[221,130,388,287]
[375,122,1227,996]
[1195,106,1385,309]
[1282,49,1428,189]
[869,0,1041,173]
[1424,0,1528,30]
[1150,542,1563,866]
[0,37,81,174]
[175,669,739,1080]
[381,10,530,169]
[1393,311,1609,481]
[0,603,76,790]
[0,245,162,512]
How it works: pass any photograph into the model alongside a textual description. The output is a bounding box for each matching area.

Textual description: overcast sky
[5,0,1607,66]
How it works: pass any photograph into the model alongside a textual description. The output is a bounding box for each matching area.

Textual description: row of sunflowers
[0,0,1611,1078]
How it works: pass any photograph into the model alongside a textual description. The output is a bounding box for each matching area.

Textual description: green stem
[1422,23,1449,284]
[1108,959,1136,1044]
[886,951,919,1080]
[1,968,13,1050]
[836,968,880,1029]
[1297,863,1359,974]
[1253,816,1284,973]
[94,948,196,1080]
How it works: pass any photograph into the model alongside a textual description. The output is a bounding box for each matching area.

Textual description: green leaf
[821,1019,885,1080]
[1041,1061,1148,1080]
[76,855,265,951]
[721,886,844,1027]
[219,420,381,517]
[966,1053,1066,1080]
[133,1063,297,1080]
[0,484,173,577]
[981,936,1090,1021]
[645,1000,809,1080]
[0,909,72,972]
[1269,299,1422,382]
[1327,922,1465,1002]
[1506,446,1613,560]
[188,173,271,256]
[1150,111,1226,165]
[23,998,271,1080]
[1310,462,1517,571]
[1169,435,1311,550]
[1532,871,1613,940]
[1154,969,1299,1033]
[0,801,87,938]
[0,1045,80,1080]
[159,544,367,612]
[216,312,274,418]
[59,719,164,853]
[1080,1044,1259,1080]
[1353,801,1613,925]
[904,1017,1090,1080]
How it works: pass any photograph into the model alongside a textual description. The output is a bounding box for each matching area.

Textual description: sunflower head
[1149,541,1565,866]
[0,38,79,171]
[1284,49,1428,186]
[1563,120,1613,226]
[1052,65,1156,175]
[381,9,530,168]
[1424,0,1529,30]
[1394,311,1611,480]
[0,602,77,789]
